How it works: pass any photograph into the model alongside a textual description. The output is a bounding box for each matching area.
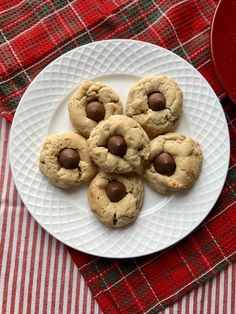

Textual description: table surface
[1,116,236,313]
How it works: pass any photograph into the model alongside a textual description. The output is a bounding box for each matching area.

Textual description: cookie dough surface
[143,133,203,194]
[68,80,123,138]
[39,132,96,188]
[88,115,150,173]
[88,171,144,227]
[126,76,183,138]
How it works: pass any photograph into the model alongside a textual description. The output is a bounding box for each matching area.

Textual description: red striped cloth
[1,0,236,313]
[0,119,101,313]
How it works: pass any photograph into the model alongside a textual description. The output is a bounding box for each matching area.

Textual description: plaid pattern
[2,0,236,313]
[0,0,223,122]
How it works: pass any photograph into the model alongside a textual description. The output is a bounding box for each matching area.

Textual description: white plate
[10,40,230,258]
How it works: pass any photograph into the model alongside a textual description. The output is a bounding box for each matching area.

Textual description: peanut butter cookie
[143,133,203,194]
[68,80,123,138]
[88,115,150,173]
[39,132,96,188]
[126,76,183,138]
[88,171,144,227]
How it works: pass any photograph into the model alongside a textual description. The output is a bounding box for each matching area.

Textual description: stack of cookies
[39,77,203,228]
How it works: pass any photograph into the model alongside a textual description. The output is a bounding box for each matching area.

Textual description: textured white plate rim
[9,39,230,258]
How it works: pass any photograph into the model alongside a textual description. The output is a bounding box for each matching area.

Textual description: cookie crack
[113,213,117,225]
[166,107,177,119]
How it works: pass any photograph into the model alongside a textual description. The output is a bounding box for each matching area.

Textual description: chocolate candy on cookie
[88,115,150,174]
[106,180,127,202]
[126,76,183,138]
[85,100,105,122]
[107,135,127,157]
[39,132,96,188]
[143,133,203,194]
[88,171,144,227]
[68,81,123,138]
[148,92,166,111]
[153,152,176,176]
[58,148,80,169]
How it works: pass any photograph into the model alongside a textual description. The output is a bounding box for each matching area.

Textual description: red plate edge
[210,0,236,104]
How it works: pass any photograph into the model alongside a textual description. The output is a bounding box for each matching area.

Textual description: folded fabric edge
[1,111,13,123]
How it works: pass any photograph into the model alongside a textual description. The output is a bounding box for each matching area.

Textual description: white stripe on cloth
[0,115,236,313]
[161,262,236,314]
[0,0,25,15]
[0,117,100,313]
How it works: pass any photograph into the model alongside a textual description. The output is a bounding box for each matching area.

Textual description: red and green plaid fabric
[0,0,223,122]
[1,0,236,313]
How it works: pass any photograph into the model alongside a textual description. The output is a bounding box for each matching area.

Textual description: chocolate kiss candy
[153,152,176,176]
[58,148,80,169]
[107,135,127,157]
[86,101,105,122]
[148,92,166,111]
[106,180,127,202]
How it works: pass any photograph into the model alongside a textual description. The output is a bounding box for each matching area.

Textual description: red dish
[211,0,236,103]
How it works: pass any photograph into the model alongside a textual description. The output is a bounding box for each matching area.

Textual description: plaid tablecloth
[0,0,224,121]
[1,0,236,313]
